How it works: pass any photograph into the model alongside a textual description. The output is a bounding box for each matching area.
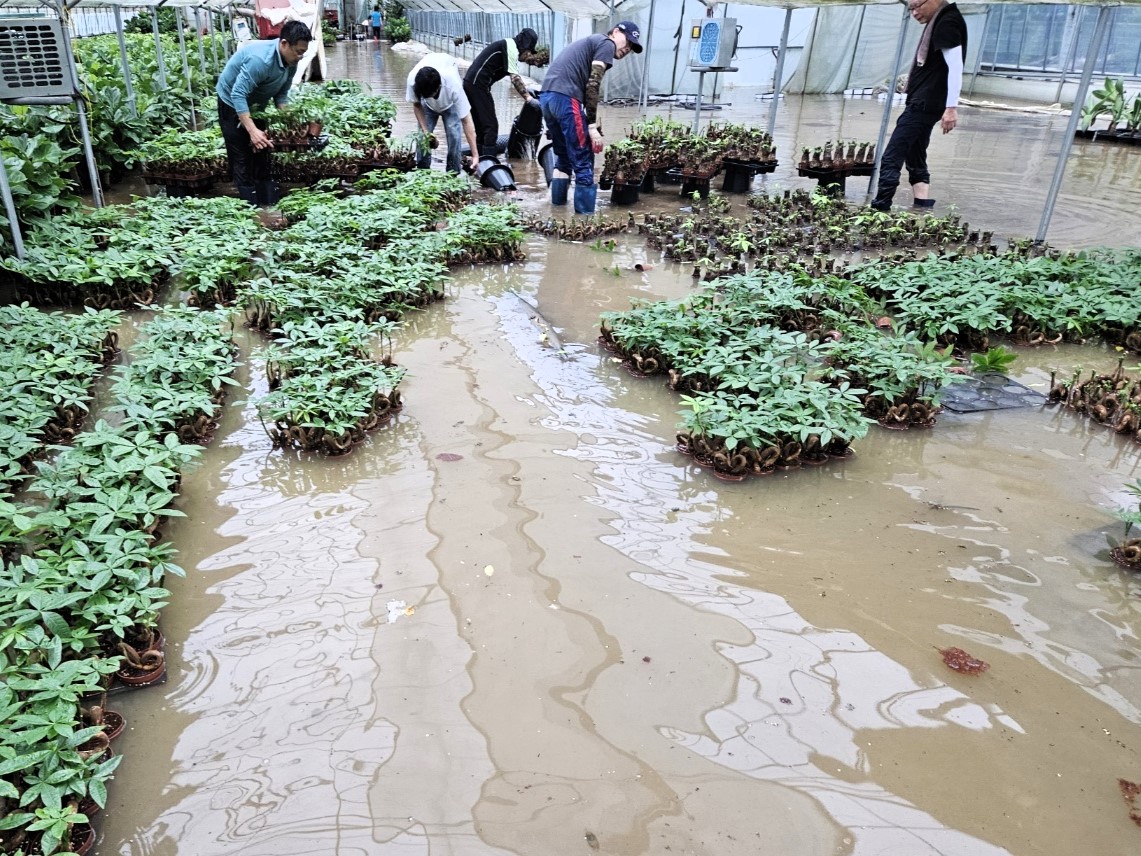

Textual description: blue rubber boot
[573,183,597,215]
[550,177,569,206]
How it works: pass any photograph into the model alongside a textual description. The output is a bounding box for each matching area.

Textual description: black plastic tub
[610,181,640,206]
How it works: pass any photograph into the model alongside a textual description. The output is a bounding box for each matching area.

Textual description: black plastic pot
[610,181,640,206]
[479,158,517,192]
[640,172,656,193]
[537,143,556,185]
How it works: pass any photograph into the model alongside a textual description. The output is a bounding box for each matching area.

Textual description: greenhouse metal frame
[0,0,1133,252]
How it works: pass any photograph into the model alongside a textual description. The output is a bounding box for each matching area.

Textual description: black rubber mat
[940,372,1047,413]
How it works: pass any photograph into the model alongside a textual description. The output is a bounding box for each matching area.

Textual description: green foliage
[970,346,1019,374]
[1116,479,1141,537]
[124,8,179,35]
[386,16,412,43]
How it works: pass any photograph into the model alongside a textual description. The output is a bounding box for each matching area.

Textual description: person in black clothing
[871,0,967,211]
[462,28,540,161]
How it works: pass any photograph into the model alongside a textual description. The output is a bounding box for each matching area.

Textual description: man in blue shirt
[216,21,312,206]
[540,22,641,214]
[370,6,382,41]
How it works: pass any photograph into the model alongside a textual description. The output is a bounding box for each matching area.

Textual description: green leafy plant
[970,346,1018,374]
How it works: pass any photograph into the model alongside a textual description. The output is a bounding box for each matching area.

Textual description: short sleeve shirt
[907,3,967,112]
[406,53,471,118]
[541,34,616,102]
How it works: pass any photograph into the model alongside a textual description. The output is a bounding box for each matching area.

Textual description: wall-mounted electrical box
[688,17,739,69]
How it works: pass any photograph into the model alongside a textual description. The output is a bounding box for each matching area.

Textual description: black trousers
[217,97,276,205]
[463,80,498,160]
[874,104,943,205]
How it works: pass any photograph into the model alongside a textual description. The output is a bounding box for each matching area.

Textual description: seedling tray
[797,163,874,181]
[142,171,216,189]
[1075,128,1141,146]
[723,157,778,175]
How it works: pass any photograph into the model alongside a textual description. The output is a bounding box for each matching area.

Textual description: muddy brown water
[90,43,1141,856]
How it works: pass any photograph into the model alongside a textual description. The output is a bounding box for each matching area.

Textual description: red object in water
[939,646,990,675]
[255,0,293,39]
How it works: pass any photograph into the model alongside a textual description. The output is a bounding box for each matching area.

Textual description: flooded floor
[96,44,1141,856]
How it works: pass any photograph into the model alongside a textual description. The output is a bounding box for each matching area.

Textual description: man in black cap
[539,21,641,214]
[463,28,541,162]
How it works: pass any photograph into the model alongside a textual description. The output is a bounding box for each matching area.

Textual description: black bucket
[479,158,517,192]
[537,143,556,186]
[610,182,640,206]
[640,172,656,193]
[461,133,509,158]
[507,100,543,158]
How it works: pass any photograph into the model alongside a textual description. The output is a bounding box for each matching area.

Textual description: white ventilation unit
[0,18,74,99]
[688,18,739,70]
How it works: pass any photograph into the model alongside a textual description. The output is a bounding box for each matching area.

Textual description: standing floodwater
[94,42,1141,856]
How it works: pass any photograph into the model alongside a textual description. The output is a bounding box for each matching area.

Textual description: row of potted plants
[258,318,405,454]
[0,196,268,311]
[797,140,876,173]
[849,249,1141,353]
[632,189,987,282]
[620,119,777,182]
[236,170,523,455]
[1079,77,1141,141]
[599,267,964,477]
[1048,359,1141,445]
[0,306,237,854]
[0,307,121,497]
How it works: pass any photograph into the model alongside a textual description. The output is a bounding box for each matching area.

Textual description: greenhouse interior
[1,0,1140,854]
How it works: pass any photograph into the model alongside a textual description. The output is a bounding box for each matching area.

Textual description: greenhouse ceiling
[392,0,1129,12]
[0,0,1129,12]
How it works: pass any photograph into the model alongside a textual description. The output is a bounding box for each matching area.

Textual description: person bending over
[216,20,312,207]
[406,53,481,174]
[462,28,541,161]
[539,21,641,215]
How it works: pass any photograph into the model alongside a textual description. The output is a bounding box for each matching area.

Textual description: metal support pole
[968,6,990,98]
[1054,6,1082,105]
[74,97,104,208]
[868,4,911,197]
[208,12,220,73]
[692,70,705,134]
[177,10,197,130]
[767,7,792,138]
[152,8,169,90]
[1035,4,1112,245]
[602,0,615,102]
[0,157,26,260]
[194,9,208,81]
[50,1,105,206]
[113,5,137,117]
[638,0,657,108]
